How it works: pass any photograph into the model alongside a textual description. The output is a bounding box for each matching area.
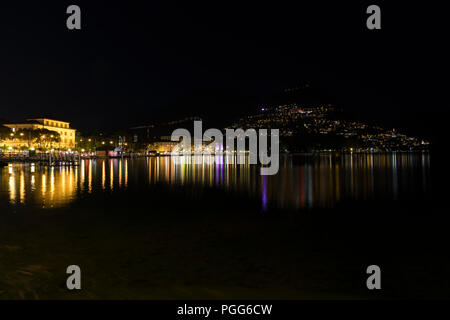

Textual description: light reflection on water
[0,153,431,210]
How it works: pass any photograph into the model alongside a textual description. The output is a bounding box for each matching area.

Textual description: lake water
[2,152,447,300]
[0,152,431,211]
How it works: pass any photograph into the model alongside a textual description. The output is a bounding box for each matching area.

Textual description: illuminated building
[4,118,76,149]
[147,141,179,154]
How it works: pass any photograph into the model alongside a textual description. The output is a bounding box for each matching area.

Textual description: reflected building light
[19,169,25,203]
[165,157,170,184]
[119,160,122,188]
[88,160,92,193]
[156,157,159,182]
[110,160,114,190]
[31,175,36,191]
[261,175,268,211]
[225,160,230,188]
[192,159,197,184]
[201,161,205,185]
[215,163,220,185]
[209,162,213,186]
[102,161,106,190]
[9,175,16,203]
[124,159,128,187]
[80,160,85,191]
[50,168,55,201]
[42,174,46,197]
[70,167,74,191]
[62,168,66,198]
[148,158,152,184]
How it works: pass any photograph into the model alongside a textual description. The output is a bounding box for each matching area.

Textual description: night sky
[0,1,448,134]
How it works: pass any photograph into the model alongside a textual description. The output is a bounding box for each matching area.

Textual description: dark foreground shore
[0,185,449,300]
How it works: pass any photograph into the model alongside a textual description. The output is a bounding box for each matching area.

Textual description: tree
[14,128,61,150]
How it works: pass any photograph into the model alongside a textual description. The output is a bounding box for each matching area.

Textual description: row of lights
[79,138,127,146]
[10,133,55,138]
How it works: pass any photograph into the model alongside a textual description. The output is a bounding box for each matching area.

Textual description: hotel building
[4,118,76,149]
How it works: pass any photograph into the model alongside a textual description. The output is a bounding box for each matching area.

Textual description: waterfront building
[4,118,76,149]
[147,141,179,154]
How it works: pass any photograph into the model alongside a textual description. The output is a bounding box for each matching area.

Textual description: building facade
[4,118,76,149]
[147,141,179,154]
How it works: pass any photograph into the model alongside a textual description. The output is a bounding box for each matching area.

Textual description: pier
[0,151,80,167]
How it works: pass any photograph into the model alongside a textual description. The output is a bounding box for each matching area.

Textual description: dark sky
[0,1,448,132]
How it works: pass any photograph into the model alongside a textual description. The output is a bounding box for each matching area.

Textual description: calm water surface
[0,153,431,211]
